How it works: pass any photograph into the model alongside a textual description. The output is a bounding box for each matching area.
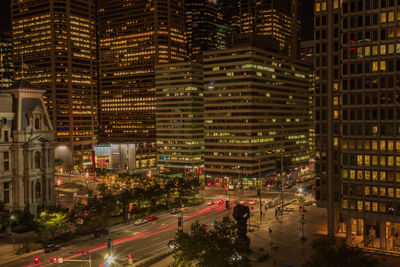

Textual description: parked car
[133,219,148,226]
[206,201,214,206]
[217,199,224,205]
[147,215,158,221]
[170,208,180,214]
[44,244,60,253]
[94,228,109,238]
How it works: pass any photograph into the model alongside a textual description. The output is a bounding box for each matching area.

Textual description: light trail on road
[23,205,226,267]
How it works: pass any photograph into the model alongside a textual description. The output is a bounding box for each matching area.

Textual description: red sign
[250,206,254,211]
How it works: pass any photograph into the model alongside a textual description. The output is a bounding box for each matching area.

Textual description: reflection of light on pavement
[28,205,225,267]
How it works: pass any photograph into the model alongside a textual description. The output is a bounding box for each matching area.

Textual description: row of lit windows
[343,200,391,213]
[356,155,400,167]
[343,169,400,182]
[342,139,400,151]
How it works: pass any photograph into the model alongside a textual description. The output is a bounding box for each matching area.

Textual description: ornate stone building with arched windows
[0,80,55,215]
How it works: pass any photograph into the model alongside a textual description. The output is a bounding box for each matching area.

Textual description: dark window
[4,191,9,204]
[34,152,41,169]
[35,181,41,198]
[4,131,8,142]
[34,118,40,130]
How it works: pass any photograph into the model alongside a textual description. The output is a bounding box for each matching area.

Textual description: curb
[132,249,173,267]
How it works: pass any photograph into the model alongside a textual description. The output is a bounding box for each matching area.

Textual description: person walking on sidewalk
[275,208,278,218]
[269,227,272,234]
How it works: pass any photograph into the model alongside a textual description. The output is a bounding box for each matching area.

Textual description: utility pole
[281,125,284,217]
[258,157,262,224]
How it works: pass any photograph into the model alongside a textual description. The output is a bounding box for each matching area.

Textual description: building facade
[155,61,204,173]
[0,80,55,215]
[185,0,229,59]
[0,34,13,88]
[314,0,400,250]
[238,0,301,58]
[203,39,312,187]
[98,0,187,169]
[11,0,98,170]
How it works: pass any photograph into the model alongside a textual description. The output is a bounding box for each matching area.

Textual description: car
[248,200,256,205]
[238,200,245,205]
[94,228,109,238]
[206,201,214,206]
[170,208,180,214]
[44,244,60,253]
[133,219,148,226]
[147,215,158,221]
[217,199,224,205]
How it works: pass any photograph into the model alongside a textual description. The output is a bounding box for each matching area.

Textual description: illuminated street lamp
[298,187,304,196]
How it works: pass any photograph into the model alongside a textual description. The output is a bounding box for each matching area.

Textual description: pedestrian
[269,227,272,234]
[265,205,267,212]
[275,208,278,218]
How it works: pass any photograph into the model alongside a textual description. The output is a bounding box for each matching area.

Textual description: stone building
[0,80,55,215]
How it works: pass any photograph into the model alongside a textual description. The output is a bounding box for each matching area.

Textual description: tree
[34,210,69,239]
[170,217,250,267]
[303,237,379,267]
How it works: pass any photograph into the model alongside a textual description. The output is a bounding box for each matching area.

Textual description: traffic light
[52,257,57,264]
[128,253,133,264]
[58,258,63,263]
[225,201,230,209]
[178,216,182,227]
[34,256,39,264]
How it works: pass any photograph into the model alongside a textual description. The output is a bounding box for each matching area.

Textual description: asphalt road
[9,204,228,267]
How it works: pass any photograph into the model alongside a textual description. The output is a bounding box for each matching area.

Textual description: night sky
[0,0,314,39]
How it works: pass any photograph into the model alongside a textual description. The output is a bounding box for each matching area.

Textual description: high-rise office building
[11,0,98,170]
[98,0,186,169]
[203,37,312,187]
[314,0,400,249]
[0,34,13,88]
[238,0,301,58]
[155,61,204,172]
[185,0,229,59]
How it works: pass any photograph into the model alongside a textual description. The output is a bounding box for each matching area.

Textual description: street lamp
[298,187,304,196]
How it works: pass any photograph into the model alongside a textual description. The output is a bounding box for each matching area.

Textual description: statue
[233,203,251,252]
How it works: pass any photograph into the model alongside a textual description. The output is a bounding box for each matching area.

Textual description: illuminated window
[350,201,356,210]
[342,140,348,149]
[357,140,363,150]
[365,46,371,56]
[333,137,339,147]
[365,171,370,180]
[389,28,395,38]
[372,202,378,212]
[397,172,400,182]
[343,199,348,209]
[381,45,386,55]
[372,156,378,166]
[365,186,370,196]
[389,11,395,22]
[372,186,378,196]
[372,171,378,181]
[396,141,400,151]
[380,156,386,166]
[372,45,378,55]
[321,2,327,10]
[365,140,370,150]
[342,169,348,179]
[333,97,339,105]
[389,44,395,54]
[333,83,339,91]
[334,0,339,9]
[372,126,378,134]
[380,171,386,181]
[388,188,394,198]
[357,47,363,58]
[380,187,386,197]
[357,170,363,180]
[397,43,400,53]
[380,140,386,150]
[380,61,386,71]
[387,156,394,167]
[396,156,400,166]
[334,110,339,119]
[372,61,379,71]
[381,13,387,23]
[357,201,363,211]
[349,140,355,149]
[365,201,370,211]
[365,155,370,166]
[357,155,363,166]
[388,140,394,151]
[315,3,320,12]
[380,203,386,213]
[388,172,394,182]
[350,170,355,179]
[397,188,400,198]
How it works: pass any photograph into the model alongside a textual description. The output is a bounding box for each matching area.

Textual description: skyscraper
[238,0,301,58]
[203,37,312,187]
[314,0,400,249]
[98,0,186,169]
[185,0,229,59]
[11,0,98,170]
[0,34,13,88]
[156,61,204,172]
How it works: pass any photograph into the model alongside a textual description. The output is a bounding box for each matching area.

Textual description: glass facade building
[155,62,204,172]
[98,0,187,169]
[11,0,98,170]
[315,0,400,250]
[203,40,312,187]
[0,35,12,88]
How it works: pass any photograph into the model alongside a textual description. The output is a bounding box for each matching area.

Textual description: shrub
[75,225,94,236]
[27,242,44,251]
[15,247,30,255]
